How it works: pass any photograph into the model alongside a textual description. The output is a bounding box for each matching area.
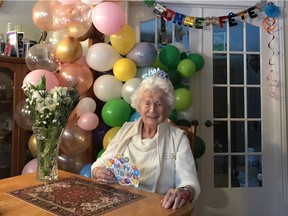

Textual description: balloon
[151,52,168,71]
[159,45,181,69]
[55,2,92,38]
[79,163,92,178]
[75,55,89,67]
[166,69,182,88]
[58,151,88,174]
[46,31,64,45]
[58,63,93,94]
[81,0,103,5]
[126,42,157,67]
[14,99,33,131]
[136,67,155,79]
[102,127,120,150]
[129,111,141,122]
[175,119,191,127]
[23,69,59,90]
[113,58,137,82]
[180,52,187,60]
[101,99,131,127]
[56,37,83,63]
[168,109,177,123]
[91,2,125,35]
[170,42,186,53]
[177,105,195,122]
[76,97,96,117]
[22,158,37,175]
[93,119,110,147]
[194,136,206,159]
[25,43,60,73]
[58,0,80,4]
[97,148,105,159]
[77,112,99,131]
[86,43,121,72]
[187,53,205,71]
[28,133,38,157]
[110,24,136,55]
[177,59,196,78]
[32,0,62,31]
[60,118,92,155]
[93,74,123,102]
[122,78,142,104]
[174,88,193,111]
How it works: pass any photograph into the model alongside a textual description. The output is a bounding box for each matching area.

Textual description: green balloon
[176,119,191,127]
[168,109,177,123]
[174,88,193,111]
[102,98,131,127]
[151,53,168,71]
[180,52,187,60]
[97,148,105,159]
[167,69,182,88]
[159,45,181,69]
[187,53,205,72]
[177,59,196,78]
[194,136,206,159]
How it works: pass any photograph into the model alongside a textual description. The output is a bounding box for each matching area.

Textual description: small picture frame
[5,30,18,57]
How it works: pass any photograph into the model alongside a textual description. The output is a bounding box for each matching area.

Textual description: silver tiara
[142,68,168,80]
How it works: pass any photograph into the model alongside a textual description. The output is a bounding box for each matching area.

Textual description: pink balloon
[91,2,125,35]
[75,56,89,67]
[23,69,59,90]
[22,158,37,175]
[77,112,99,131]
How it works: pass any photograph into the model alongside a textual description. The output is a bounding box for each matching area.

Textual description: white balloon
[171,42,186,53]
[81,0,103,5]
[76,97,97,117]
[177,105,195,122]
[86,43,121,72]
[93,74,123,101]
[122,78,142,104]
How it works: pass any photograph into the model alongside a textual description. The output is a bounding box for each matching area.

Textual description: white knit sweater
[91,118,201,202]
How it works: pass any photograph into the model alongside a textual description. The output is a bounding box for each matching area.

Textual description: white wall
[0,1,40,42]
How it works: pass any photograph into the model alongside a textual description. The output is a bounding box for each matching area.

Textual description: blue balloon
[127,42,157,67]
[129,111,141,122]
[79,163,92,178]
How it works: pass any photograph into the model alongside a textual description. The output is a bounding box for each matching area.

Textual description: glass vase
[32,126,64,182]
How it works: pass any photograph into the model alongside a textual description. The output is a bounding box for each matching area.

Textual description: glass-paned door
[211,21,262,189]
[128,2,285,216]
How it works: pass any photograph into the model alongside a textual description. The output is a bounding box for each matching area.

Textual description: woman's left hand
[161,188,190,210]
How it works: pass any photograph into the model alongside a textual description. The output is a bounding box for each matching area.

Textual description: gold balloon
[28,134,38,157]
[77,25,93,42]
[58,151,88,174]
[56,37,83,63]
[66,21,91,39]
[60,118,92,155]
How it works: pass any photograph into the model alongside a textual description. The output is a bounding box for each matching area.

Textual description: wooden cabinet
[0,56,31,178]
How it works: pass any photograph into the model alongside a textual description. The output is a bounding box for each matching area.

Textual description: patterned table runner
[8,177,146,216]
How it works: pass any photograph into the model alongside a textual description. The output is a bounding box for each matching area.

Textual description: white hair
[130,77,174,114]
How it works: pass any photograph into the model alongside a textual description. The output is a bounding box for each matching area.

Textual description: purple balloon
[126,42,157,67]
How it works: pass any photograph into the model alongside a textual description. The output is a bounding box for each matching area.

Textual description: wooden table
[0,170,193,216]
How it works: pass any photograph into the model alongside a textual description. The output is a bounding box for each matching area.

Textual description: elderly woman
[91,73,200,209]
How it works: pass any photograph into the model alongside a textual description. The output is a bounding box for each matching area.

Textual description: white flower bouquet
[22,75,80,129]
[22,75,80,181]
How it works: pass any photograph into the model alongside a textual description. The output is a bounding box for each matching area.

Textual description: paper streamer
[263,16,280,100]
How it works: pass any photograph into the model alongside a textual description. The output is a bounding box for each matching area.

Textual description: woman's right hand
[92,166,117,184]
